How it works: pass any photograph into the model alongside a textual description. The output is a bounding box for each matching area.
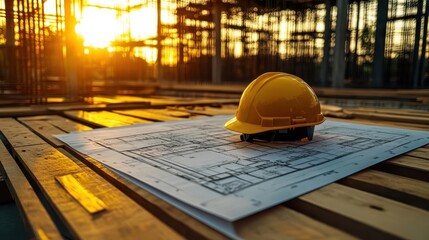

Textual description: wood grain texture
[56,174,107,214]
[0,143,62,239]
[19,115,93,148]
[19,115,92,132]
[19,119,66,147]
[0,118,46,147]
[296,183,429,240]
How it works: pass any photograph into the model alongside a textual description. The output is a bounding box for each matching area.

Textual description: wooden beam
[0,143,62,239]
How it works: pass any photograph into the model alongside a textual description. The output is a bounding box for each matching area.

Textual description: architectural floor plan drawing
[56,115,429,225]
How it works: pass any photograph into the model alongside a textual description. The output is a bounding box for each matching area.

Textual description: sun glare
[130,7,158,40]
[75,7,122,48]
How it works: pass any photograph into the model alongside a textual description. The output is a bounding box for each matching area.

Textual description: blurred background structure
[0,0,428,102]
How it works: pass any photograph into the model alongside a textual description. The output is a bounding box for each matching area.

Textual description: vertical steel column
[320,0,332,86]
[372,0,388,88]
[157,0,162,82]
[64,0,78,100]
[178,14,184,83]
[352,1,360,81]
[212,0,222,84]
[5,0,16,86]
[412,0,423,88]
[332,0,348,88]
[418,0,429,87]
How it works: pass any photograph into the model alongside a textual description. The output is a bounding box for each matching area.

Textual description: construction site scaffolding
[0,0,428,102]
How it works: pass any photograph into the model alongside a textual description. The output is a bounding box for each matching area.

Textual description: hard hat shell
[224,72,325,134]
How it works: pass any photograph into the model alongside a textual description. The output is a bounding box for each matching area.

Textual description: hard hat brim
[224,116,325,134]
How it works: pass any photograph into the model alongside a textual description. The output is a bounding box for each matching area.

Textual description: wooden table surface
[0,95,428,239]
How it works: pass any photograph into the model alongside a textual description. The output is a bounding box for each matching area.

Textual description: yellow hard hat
[224,72,325,137]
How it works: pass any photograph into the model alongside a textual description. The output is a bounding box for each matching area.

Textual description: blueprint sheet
[55,115,429,231]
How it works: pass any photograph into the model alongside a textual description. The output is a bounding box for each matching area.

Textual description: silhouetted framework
[0,0,428,101]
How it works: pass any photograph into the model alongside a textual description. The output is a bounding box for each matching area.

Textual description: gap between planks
[0,142,62,239]
[287,183,429,240]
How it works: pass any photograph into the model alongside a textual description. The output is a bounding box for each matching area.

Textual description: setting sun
[75,7,122,48]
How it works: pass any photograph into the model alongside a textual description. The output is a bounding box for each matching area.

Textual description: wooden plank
[18,118,67,147]
[0,106,48,117]
[405,147,429,159]
[114,109,185,122]
[346,110,429,125]
[235,206,357,239]
[49,98,238,112]
[167,105,237,116]
[341,170,429,210]
[375,156,429,183]
[64,110,152,128]
[344,107,429,118]
[0,119,182,239]
[56,173,107,214]
[149,98,239,107]
[388,155,429,174]
[0,142,62,239]
[0,118,46,147]
[328,116,429,131]
[288,183,429,240]
[18,115,93,147]
[19,115,92,132]
[90,96,152,104]
[314,88,429,99]
[321,104,353,118]
[146,109,191,118]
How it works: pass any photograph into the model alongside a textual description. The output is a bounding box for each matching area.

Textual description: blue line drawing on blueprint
[55,115,429,223]
[96,123,404,195]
